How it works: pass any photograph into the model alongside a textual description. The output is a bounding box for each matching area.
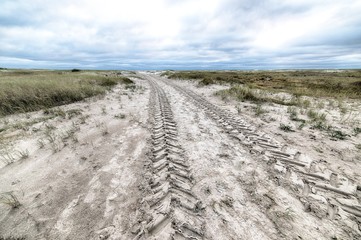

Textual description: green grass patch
[279,123,294,132]
[328,129,349,140]
[307,109,327,122]
[0,70,133,116]
[311,121,330,131]
[216,85,262,102]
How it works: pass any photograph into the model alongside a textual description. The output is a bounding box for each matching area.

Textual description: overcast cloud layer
[1,0,361,69]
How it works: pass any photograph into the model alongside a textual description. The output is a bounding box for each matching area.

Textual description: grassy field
[162,70,361,99]
[0,70,133,116]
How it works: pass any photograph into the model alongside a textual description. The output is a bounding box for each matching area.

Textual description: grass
[66,108,83,119]
[114,113,126,119]
[311,121,330,131]
[279,123,294,132]
[0,150,16,164]
[32,121,81,153]
[338,100,348,114]
[307,109,327,122]
[216,85,262,102]
[43,125,62,153]
[125,83,137,90]
[215,84,320,108]
[37,139,45,149]
[297,122,306,130]
[163,70,360,142]
[0,192,21,208]
[328,129,349,140]
[216,85,283,105]
[353,127,361,136]
[0,116,55,134]
[61,123,79,144]
[44,108,66,118]
[79,114,89,124]
[287,106,306,123]
[163,70,361,99]
[254,104,268,116]
[17,149,29,160]
[0,70,133,116]
[218,85,318,110]
[309,121,349,140]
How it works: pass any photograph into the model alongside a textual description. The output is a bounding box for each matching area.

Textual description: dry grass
[0,192,21,208]
[0,70,133,116]
[163,70,361,99]
[215,85,302,106]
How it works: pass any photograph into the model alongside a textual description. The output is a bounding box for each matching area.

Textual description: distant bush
[97,77,119,87]
[120,77,134,84]
[199,78,214,86]
[71,69,81,72]
[352,81,361,88]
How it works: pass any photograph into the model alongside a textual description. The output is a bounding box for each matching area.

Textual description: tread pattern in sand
[162,78,361,236]
[133,75,205,239]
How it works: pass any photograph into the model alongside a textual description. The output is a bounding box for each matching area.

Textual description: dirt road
[1,72,360,239]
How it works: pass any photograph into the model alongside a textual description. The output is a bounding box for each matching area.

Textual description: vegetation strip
[0,70,133,116]
[162,70,361,99]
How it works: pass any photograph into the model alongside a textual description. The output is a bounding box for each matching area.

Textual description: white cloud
[0,0,360,69]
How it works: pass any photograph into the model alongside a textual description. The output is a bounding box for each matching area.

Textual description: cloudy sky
[1,0,361,69]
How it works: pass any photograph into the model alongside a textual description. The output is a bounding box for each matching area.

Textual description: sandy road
[132,73,361,239]
[1,72,360,239]
[131,74,205,239]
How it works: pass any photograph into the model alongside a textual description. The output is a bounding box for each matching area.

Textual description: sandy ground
[0,77,150,239]
[1,72,360,239]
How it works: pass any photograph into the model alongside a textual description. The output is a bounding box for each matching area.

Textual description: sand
[1,72,360,239]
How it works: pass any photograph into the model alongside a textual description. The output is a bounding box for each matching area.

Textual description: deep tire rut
[160,77,361,237]
[133,75,205,239]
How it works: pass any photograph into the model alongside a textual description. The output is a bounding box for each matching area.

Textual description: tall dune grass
[163,70,361,99]
[0,70,132,116]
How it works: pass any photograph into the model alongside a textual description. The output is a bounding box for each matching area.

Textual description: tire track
[160,77,361,236]
[132,75,205,239]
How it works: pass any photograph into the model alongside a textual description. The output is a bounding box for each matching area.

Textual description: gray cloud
[0,0,360,69]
